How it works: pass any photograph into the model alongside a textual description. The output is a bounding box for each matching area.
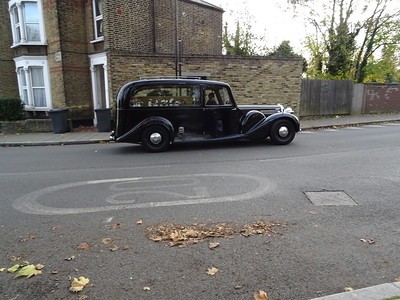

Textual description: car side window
[130,85,200,107]
[204,87,233,106]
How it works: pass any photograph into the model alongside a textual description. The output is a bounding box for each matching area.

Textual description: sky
[210,0,400,59]
[210,0,310,55]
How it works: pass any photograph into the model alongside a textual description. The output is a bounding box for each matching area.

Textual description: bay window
[9,0,45,46]
[93,0,103,40]
[14,57,51,110]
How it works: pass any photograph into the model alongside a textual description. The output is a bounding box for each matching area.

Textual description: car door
[203,85,238,137]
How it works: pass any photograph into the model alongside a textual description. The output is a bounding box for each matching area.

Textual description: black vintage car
[111,78,300,152]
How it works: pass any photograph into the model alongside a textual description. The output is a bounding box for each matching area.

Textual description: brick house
[0,0,302,126]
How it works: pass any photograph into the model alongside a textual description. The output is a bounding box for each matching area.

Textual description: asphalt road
[1,124,399,300]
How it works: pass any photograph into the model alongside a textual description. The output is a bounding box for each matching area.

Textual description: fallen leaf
[14,264,42,278]
[343,287,354,292]
[207,267,219,276]
[208,242,220,250]
[52,270,59,274]
[360,238,375,244]
[143,286,151,291]
[101,238,113,244]
[35,264,45,270]
[122,245,130,250]
[7,264,20,273]
[0,268,5,272]
[19,235,37,242]
[309,211,317,215]
[65,256,76,261]
[137,220,143,225]
[77,242,91,250]
[10,256,21,261]
[110,245,119,251]
[254,290,270,300]
[69,276,90,292]
[109,223,122,230]
[395,275,400,282]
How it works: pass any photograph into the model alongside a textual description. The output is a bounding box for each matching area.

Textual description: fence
[300,80,400,117]
[300,79,353,116]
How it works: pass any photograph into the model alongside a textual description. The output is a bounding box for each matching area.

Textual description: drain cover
[305,190,358,206]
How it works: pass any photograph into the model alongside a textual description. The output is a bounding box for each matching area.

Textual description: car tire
[270,119,295,145]
[141,125,170,152]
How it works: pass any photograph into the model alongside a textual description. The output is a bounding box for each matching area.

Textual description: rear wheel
[141,125,170,152]
[270,119,295,145]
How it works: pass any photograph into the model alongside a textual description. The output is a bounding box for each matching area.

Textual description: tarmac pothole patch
[305,190,358,206]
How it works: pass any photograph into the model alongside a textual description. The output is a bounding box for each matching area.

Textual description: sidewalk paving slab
[310,282,400,300]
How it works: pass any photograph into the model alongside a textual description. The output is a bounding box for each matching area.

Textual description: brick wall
[108,54,302,113]
[0,2,18,98]
[44,0,93,118]
[179,1,222,55]
[103,0,222,55]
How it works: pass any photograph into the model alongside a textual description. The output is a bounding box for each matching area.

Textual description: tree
[364,43,400,82]
[223,21,264,56]
[269,40,308,72]
[290,0,400,82]
[269,40,298,57]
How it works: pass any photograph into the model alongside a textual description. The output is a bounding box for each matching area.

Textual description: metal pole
[178,39,183,77]
[174,0,179,77]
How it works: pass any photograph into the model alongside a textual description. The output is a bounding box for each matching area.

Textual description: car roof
[120,78,230,90]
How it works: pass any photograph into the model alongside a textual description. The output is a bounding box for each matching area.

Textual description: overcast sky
[210,0,309,54]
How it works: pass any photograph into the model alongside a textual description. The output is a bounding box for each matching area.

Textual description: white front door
[89,53,109,124]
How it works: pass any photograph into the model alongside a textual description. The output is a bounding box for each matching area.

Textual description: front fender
[117,116,174,143]
[243,112,300,140]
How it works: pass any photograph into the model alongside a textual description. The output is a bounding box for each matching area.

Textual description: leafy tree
[223,21,260,56]
[269,40,298,57]
[290,0,400,82]
[364,43,400,82]
[269,40,308,72]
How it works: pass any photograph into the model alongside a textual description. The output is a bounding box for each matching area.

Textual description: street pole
[174,0,179,77]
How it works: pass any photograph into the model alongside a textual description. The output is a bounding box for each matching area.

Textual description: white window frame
[92,0,104,41]
[14,56,52,110]
[8,0,46,47]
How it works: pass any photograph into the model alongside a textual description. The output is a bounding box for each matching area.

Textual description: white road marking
[12,174,276,215]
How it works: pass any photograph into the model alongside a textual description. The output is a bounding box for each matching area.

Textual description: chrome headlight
[284,107,294,114]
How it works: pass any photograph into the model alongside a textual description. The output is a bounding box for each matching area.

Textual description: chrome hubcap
[149,132,162,144]
[278,126,289,138]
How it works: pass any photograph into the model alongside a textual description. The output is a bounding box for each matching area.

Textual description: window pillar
[16,2,27,43]
[23,66,34,107]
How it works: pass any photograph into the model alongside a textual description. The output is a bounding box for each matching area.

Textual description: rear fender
[117,117,174,143]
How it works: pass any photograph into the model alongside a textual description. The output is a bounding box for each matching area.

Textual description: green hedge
[0,98,25,121]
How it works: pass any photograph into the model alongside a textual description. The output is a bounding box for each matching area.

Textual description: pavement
[1,112,400,300]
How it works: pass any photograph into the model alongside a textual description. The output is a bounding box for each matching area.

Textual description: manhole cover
[304,190,358,206]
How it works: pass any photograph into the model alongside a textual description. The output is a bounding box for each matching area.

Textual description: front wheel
[269,119,295,145]
[141,125,170,152]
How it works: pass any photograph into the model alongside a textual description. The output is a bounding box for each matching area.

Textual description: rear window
[130,85,201,107]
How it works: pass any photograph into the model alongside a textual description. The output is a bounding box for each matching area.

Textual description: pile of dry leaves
[146,221,287,247]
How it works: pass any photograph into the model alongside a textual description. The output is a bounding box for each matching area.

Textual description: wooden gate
[300,79,353,116]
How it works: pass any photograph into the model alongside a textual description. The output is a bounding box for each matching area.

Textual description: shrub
[0,98,25,121]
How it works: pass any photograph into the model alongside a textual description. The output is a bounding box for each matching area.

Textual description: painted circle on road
[12,173,276,215]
